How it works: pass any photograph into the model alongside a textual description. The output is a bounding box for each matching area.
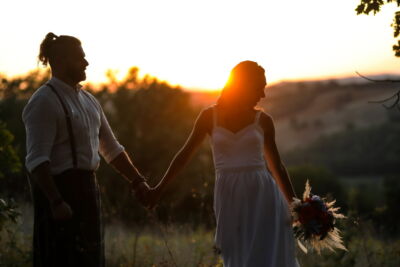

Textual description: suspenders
[47,83,78,169]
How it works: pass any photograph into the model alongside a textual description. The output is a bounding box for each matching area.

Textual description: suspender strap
[47,83,78,168]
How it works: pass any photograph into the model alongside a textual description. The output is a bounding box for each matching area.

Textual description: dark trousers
[30,169,105,267]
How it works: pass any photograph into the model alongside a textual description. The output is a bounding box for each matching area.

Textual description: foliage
[0,121,21,180]
[0,69,49,145]
[105,223,220,266]
[284,120,400,176]
[0,70,49,200]
[86,68,216,225]
[356,0,400,56]
[373,175,400,234]
[0,204,31,267]
[0,199,19,235]
[297,220,400,267]
[1,69,397,227]
[0,69,399,265]
[288,165,347,209]
[0,68,216,225]
[0,121,21,233]
[0,121,25,265]
[2,209,400,267]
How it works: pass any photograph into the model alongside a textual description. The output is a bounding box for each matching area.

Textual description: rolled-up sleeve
[98,107,124,163]
[22,94,57,173]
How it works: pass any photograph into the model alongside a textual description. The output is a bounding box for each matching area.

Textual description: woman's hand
[146,108,211,209]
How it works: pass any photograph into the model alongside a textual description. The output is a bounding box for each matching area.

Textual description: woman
[148,61,299,266]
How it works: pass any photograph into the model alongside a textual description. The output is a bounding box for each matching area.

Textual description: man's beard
[67,67,86,84]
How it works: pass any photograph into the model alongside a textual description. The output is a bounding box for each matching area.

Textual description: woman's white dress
[210,107,299,267]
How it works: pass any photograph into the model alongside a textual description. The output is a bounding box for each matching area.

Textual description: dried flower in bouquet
[291,180,347,253]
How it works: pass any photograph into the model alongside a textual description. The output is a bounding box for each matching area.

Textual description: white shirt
[22,77,124,175]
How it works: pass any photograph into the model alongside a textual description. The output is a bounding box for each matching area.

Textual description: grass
[0,204,222,267]
[105,222,221,266]
[1,204,399,267]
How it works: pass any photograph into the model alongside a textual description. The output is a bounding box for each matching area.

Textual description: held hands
[132,181,151,205]
[144,186,163,210]
[131,181,163,209]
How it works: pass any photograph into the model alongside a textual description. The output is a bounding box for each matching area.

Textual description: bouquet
[291,180,347,253]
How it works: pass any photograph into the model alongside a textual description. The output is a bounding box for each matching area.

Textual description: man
[22,32,149,267]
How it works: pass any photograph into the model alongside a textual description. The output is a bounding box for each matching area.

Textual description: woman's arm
[151,108,213,202]
[260,113,297,204]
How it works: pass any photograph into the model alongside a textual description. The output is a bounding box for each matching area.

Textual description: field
[1,203,400,267]
[0,71,399,266]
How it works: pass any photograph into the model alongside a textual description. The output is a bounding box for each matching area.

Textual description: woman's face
[241,76,267,107]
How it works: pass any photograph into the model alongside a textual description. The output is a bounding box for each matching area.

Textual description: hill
[188,77,400,152]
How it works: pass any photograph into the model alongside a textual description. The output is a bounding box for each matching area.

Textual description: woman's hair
[38,32,81,66]
[217,60,266,109]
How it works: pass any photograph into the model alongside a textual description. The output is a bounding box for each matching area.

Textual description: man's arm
[96,102,149,200]
[23,91,73,220]
[109,151,149,192]
[31,162,73,220]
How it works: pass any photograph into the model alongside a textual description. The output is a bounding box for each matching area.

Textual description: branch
[355,71,400,83]
[356,71,400,110]
[368,91,400,110]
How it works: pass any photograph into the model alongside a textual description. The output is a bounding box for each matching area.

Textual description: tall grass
[105,222,221,266]
[0,204,222,267]
[1,204,399,267]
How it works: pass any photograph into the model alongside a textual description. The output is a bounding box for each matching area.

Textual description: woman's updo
[38,32,81,66]
[217,61,266,109]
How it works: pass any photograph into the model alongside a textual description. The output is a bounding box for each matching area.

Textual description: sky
[0,0,399,91]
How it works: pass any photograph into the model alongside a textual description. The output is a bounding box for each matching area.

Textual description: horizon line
[1,68,400,93]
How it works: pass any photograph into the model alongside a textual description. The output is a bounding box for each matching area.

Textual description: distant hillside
[189,77,400,152]
[284,119,400,175]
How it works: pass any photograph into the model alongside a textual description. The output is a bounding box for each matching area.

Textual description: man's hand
[145,187,163,210]
[132,182,151,206]
[51,201,73,221]
[147,188,159,210]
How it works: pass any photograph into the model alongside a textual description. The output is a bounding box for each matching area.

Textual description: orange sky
[0,0,399,91]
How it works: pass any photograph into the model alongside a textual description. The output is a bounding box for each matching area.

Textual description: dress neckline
[212,106,261,136]
[214,122,258,136]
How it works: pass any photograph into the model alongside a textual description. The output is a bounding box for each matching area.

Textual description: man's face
[65,45,89,84]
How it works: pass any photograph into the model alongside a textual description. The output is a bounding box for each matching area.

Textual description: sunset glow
[1,0,399,91]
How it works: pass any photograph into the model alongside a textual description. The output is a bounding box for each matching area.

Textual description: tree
[355,2,400,110]
[0,67,217,225]
[288,165,347,209]
[356,0,400,56]
[0,121,21,233]
[87,68,216,225]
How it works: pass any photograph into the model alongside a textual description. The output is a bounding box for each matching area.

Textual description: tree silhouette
[356,71,400,109]
[0,121,21,232]
[356,0,400,56]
